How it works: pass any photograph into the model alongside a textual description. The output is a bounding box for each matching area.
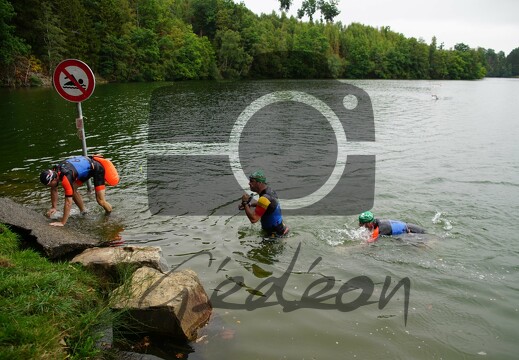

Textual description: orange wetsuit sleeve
[61,176,74,197]
[367,227,380,243]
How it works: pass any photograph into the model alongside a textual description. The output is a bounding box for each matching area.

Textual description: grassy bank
[0,223,113,359]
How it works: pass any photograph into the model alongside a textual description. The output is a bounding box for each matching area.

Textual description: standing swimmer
[238,170,289,238]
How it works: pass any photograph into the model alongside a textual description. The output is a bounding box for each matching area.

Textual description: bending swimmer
[40,155,118,226]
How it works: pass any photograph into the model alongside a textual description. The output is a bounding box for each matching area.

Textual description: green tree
[318,0,340,22]
[280,0,340,22]
[430,49,449,79]
[37,1,67,71]
[449,43,486,79]
[495,51,511,77]
[408,37,429,79]
[216,29,252,78]
[297,0,318,22]
[507,47,519,76]
[88,0,135,74]
[160,21,217,80]
[129,27,162,81]
[98,33,135,81]
[279,0,292,11]
[342,23,376,78]
[53,0,93,62]
[189,0,218,39]
[0,0,30,86]
[293,25,330,54]
[0,0,28,65]
[8,0,40,55]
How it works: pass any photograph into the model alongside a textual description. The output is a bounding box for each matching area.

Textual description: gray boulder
[111,267,212,341]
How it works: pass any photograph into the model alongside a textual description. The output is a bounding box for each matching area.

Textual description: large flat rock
[0,197,100,259]
[71,246,170,274]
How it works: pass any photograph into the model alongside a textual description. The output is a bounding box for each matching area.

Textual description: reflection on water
[1,79,519,359]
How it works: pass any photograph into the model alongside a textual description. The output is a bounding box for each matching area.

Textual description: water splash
[49,208,81,220]
[432,211,452,231]
[319,226,371,247]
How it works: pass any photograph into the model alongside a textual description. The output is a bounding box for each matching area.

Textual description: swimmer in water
[239,170,289,238]
[358,211,425,243]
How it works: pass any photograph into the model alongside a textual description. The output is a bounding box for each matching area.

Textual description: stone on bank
[71,246,170,274]
[111,267,212,342]
[0,197,212,349]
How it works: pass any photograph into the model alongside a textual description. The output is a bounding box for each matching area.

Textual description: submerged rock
[111,267,212,341]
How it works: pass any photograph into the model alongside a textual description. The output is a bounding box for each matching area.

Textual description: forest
[1,0,518,87]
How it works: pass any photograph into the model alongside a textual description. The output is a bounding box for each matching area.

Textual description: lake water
[1,78,518,359]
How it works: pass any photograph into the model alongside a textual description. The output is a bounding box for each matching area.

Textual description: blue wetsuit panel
[389,220,408,235]
[66,156,93,181]
[261,204,283,231]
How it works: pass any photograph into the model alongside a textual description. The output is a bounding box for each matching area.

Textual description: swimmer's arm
[50,197,72,227]
[243,203,261,223]
[47,186,59,216]
[367,228,380,243]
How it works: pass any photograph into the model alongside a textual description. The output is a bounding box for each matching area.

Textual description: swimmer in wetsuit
[40,156,113,226]
[358,211,425,243]
[239,170,289,238]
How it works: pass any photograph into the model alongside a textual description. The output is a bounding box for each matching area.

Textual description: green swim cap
[359,211,374,224]
[249,170,267,183]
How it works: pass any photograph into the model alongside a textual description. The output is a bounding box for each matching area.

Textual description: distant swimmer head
[249,170,267,184]
[359,211,375,225]
[40,170,56,185]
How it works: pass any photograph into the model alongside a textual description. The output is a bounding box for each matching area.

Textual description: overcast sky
[241,0,518,55]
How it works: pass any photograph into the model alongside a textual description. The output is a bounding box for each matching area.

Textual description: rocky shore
[0,197,213,359]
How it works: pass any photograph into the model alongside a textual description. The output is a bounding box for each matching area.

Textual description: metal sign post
[53,59,96,192]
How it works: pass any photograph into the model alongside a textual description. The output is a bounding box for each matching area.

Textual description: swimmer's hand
[46,208,57,217]
[239,193,254,210]
[49,222,64,227]
[241,193,251,203]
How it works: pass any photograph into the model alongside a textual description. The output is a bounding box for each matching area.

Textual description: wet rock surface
[0,197,100,259]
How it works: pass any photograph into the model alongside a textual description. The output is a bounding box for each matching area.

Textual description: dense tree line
[1,0,518,87]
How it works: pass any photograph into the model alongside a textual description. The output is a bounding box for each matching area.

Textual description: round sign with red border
[53,59,95,102]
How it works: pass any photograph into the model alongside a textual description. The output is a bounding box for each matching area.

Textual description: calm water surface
[1,78,518,359]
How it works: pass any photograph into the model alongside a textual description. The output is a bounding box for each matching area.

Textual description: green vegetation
[1,0,518,86]
[0,223,113,359]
